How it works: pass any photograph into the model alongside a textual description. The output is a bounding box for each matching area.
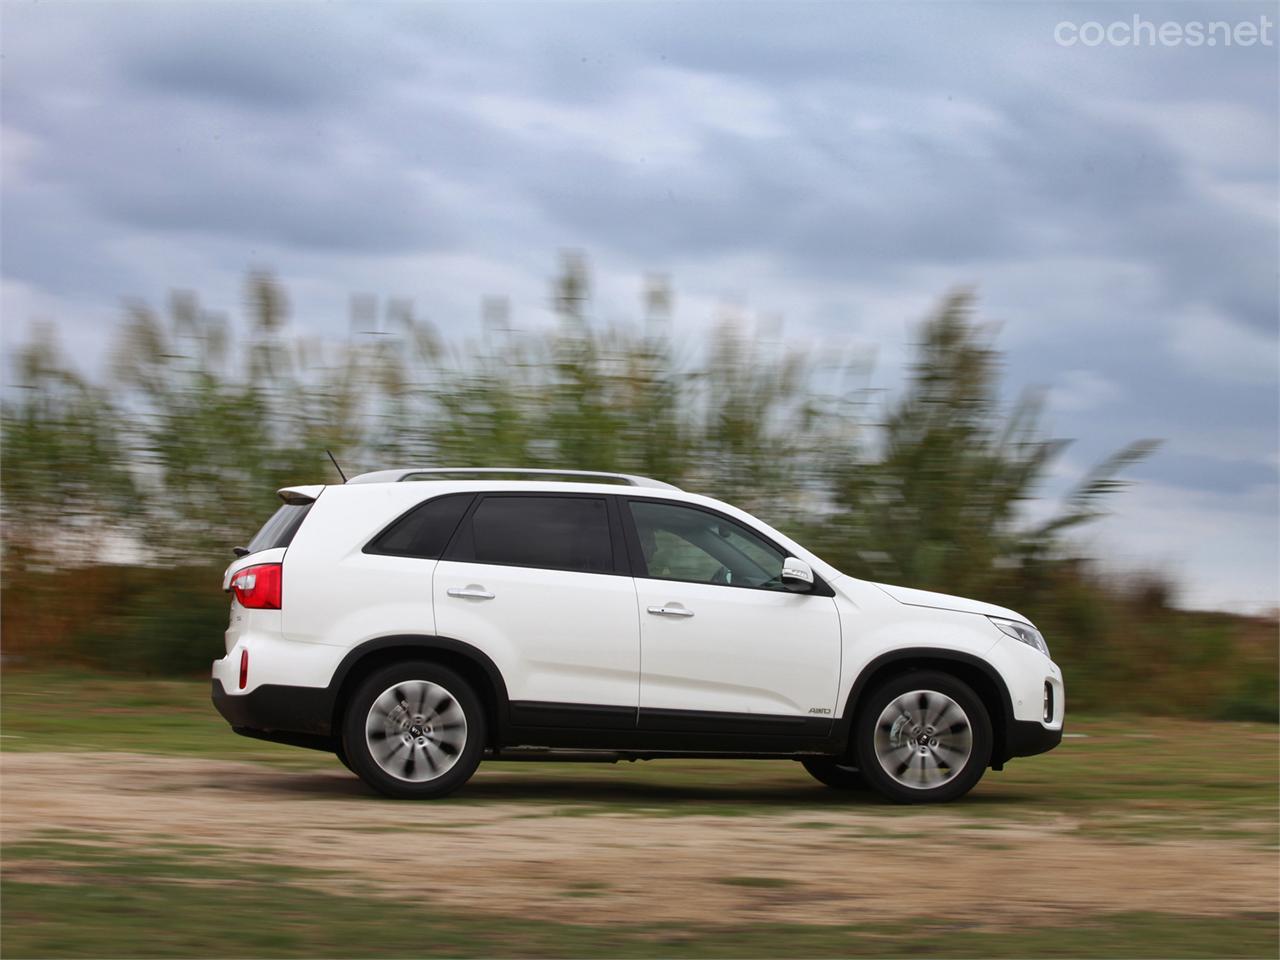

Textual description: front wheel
[854,671,992,804]
[342,661,486,800]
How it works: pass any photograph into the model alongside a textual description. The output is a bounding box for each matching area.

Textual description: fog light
[1043,681,1054,722]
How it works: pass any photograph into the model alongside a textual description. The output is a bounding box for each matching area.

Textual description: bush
[3,564,228,676]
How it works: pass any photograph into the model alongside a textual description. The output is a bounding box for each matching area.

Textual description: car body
[212,468,1064,803]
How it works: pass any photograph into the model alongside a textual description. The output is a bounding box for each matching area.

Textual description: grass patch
[3,840,1276,959]
[0,670,332,769]
[561,881,610,898]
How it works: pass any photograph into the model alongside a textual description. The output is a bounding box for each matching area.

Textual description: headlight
[989,616,1049,657]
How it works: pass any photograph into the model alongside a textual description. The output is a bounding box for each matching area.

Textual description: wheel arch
[838,648,1015,768]
[328,635,510,748]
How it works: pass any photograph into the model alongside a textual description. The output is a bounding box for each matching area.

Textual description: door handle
[447,586,495,600]
[647,604,694,618]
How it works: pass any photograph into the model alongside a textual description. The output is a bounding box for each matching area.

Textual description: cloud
[1170,304,1280,386]
[120,10,408,112]
[1048,369,1123,413]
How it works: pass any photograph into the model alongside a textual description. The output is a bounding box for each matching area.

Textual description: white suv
[212,468,1064,804]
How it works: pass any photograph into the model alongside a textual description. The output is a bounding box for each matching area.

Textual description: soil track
[3,752,1277,928]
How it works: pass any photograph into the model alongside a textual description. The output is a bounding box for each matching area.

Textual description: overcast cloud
[2,1,1276,611]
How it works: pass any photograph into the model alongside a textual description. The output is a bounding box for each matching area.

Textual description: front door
[623,498,841,735]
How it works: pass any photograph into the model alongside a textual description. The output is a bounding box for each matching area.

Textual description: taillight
[230,563,282,609]
[239,648,249,689]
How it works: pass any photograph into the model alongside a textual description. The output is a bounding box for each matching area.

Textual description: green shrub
[3,564,228,677]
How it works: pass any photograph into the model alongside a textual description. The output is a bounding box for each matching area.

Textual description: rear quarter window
[364,493,474,559]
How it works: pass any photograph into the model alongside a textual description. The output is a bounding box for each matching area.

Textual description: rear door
[432,493,639,728]
[623,498,841,735]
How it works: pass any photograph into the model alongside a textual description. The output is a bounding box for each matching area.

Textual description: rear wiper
[232,546,250,557]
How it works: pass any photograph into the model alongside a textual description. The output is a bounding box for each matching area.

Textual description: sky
[2,1,1277,612]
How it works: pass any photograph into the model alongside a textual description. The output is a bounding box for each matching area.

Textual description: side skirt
[488,748,837,762]
[505,700,842,755]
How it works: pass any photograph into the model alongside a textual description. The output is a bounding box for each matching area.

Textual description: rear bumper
[211,678,335,749]
[1006,718,1063,758]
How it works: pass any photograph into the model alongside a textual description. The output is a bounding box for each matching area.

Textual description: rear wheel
[801,757,866,790]
[334,741,354,773]
[854,671,991,804]
[342,661,486,800]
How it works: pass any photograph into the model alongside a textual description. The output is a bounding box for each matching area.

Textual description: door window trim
[440,491,632,577]
[618,496,834,596]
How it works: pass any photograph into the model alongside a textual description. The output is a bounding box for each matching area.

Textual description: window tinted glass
[454,496,613,573]
[629,501,787,589]
[365,493,473,559]
[247,503,312,554]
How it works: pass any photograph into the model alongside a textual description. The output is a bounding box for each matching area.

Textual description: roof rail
[347,467,680,491]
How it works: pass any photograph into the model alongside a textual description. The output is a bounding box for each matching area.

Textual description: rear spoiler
[277,485,325,505]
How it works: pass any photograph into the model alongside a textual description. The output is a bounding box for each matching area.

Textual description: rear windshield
[246,503,313,554]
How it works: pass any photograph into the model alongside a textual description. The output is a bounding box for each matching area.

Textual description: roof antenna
[325,449,348,483]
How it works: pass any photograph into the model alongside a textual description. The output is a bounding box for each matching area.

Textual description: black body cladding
[212,636,1058,762]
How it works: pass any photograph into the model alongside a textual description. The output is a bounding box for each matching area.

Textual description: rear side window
[447,496,613,573]
[365,493,474,559]
[246,503,313,554]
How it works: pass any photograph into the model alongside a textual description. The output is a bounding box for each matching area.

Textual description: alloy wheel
[872,689,973,790]
[364,680,468,783]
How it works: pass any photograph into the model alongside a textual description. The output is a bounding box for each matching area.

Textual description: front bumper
[211,678,336,750]
[1006,718,1064,758]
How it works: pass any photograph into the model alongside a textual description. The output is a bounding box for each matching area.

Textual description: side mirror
[781,557,814,592]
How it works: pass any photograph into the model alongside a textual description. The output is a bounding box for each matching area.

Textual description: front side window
[628,500,787,590]
[447,496,614,574]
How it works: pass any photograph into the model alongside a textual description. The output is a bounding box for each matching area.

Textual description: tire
[341,661,486,800]
[801,758,866,790]
[334,741,354,773]
[854,670,992,804]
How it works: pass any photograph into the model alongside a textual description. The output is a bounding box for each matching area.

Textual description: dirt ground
[3,752,1277,929]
